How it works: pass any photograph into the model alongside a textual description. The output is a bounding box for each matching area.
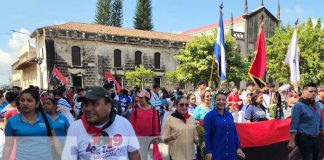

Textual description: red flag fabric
[235,119,290,148]
[248,20,267,88]
[105,71,121,92]
[50,66,68,86]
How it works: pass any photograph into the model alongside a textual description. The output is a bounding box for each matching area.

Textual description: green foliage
[109,0,123,27]
[165,70,178,85]
[267,18,324,86]
[125,65,155,87]
[95,0,111,25]
[133,0,153,30]
[225,36,250,82]
[174,33,250,85]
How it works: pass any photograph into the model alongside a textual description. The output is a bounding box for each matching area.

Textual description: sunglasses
[178,103,189,107]
[215,99,227,102]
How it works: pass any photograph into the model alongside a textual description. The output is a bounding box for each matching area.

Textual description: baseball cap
[77,86,111,102]
[137,89,150,99]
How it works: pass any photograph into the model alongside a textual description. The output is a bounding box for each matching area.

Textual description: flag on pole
[285,20,300,91]
[49,66,68,86]
[248,15,267,88]
[105,71,121,92]
[214,3,226,85]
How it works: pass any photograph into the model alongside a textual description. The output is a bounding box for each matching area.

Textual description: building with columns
[17,22,191,89]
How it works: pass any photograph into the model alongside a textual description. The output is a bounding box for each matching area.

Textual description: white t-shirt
[62,115,140,160]
[0,129,4,159]
[194,91,202,105]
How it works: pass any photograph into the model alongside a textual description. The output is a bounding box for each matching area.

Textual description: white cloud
[0,50,14,85]
[8,28,30,55]
[0,28,31,85]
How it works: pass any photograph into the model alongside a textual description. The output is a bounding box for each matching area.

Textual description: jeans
[296,133,320,160]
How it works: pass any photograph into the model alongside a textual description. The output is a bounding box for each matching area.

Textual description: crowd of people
[0,80,323,160]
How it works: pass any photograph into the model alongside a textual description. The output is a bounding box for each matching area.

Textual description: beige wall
[21,64,37,89]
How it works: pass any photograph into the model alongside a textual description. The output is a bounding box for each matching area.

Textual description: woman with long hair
[129,89,159,160]
[44,98,69,136]
[193,90,213,120]
[162,96,198,160]
[2,88,60,160]
[204,92,245,160]
[187,93,197,116]
[244,91,268,122]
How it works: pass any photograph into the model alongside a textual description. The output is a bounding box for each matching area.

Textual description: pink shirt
[130,107,159,136]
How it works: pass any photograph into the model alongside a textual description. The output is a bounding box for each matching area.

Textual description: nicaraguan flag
[285,27,300,91]
[214,9,226,85]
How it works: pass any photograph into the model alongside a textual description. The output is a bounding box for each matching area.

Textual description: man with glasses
[289,83,324,160]
[62,86,140,160]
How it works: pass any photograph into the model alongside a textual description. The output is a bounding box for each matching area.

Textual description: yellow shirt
[162,115,196,160]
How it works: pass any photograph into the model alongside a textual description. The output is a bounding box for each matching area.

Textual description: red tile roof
[181,16,244,35]
[33,22,192,42]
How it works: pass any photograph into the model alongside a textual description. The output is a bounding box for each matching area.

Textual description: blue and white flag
[214,7,226,85]
[285,26,300,91]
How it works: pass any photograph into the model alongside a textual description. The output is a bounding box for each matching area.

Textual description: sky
[0,0,323,85]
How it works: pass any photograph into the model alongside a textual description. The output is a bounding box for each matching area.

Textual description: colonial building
[181,0,280,57]
[11,41,38,89]
[27,22,191,89]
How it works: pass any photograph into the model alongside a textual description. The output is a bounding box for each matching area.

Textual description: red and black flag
[49,66,68,86]
[248,15,267,88]
[236,119,291,160]
[104,71,121,92]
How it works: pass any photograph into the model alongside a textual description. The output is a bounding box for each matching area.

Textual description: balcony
[15,48,37,70]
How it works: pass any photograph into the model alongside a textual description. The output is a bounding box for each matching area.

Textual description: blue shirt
[290,101,324,136]
[119,95,132,112]
[0,101,8,111]
[193,105,213,120]
[50,113,70,136]
[244,104,268,122]
[204,108,240,160]
[5,112,54,160]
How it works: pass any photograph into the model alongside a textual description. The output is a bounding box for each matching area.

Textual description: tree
[174,33,250,85]
[134,0,153,30]
[109,0,123,27]
[95,0,112,25]
[267,18,324,87]
[165,70,180,88]
[125,65,155,88]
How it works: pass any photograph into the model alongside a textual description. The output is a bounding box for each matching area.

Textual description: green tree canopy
[109,0,123,27]
[133,0,153,30]
[125,65,155,88]
[95,0,111,25]
[267,18,324,86]
[174,33,250,85]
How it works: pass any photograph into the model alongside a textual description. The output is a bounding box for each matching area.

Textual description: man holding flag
[214,2,226,86]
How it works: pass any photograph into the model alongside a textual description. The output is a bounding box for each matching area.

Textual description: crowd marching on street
[0,80,323,160]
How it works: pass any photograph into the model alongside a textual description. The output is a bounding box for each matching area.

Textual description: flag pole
[209,55,215,87]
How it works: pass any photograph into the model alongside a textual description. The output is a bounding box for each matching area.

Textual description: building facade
[29,22,191,89]
[11,41,38,89]
[181,1,280,57]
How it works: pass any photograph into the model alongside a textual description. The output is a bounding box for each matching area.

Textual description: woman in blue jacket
[204,92,245,160]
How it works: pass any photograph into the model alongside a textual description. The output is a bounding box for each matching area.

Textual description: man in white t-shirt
[62,86,140,160]
[194,80,207,105]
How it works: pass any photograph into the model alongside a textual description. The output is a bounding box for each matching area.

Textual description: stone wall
[51,38,180,88]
